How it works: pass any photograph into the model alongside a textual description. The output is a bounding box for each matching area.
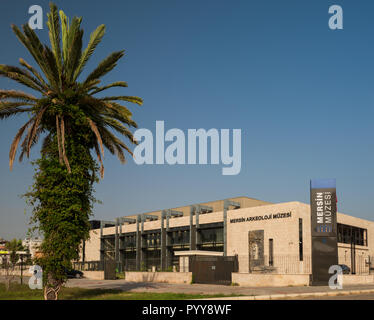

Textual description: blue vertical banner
[310,179,338,286]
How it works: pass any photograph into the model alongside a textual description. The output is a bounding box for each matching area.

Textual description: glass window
[200,227,223,244]
[337,223,367,246]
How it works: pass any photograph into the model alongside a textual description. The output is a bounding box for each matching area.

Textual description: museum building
[79,196,374,275]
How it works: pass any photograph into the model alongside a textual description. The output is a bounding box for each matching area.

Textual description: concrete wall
[232,273,310,287]
[232,273,374,287]
[342,275,374,285]
[0,269,24,276]
[83,271,105,280]
[121,196,272,221]
[227,201,374,273]
[124,272,192,284]
[227,202,304,273]
[83,229,101,262]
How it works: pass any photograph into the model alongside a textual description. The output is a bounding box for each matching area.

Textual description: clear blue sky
[0,0,373,239]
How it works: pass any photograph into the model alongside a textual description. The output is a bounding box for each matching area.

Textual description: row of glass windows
[169,230,190,245]
[145,233,161,247]
[119,227,224,248]
[123,235,136,248]
[199,227,223,244]
[337,223,368,246]
[112,223,368,251]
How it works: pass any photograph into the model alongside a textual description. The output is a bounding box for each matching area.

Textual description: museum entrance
[189,255,238,285]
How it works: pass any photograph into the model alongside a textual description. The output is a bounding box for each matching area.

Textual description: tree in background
[1,3,142,299]
[5,239,25,265]
[2,239,25,291]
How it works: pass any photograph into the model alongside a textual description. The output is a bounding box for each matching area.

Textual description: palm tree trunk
[43,273,63,300]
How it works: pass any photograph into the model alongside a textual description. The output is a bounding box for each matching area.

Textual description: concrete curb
[199,289,374,300]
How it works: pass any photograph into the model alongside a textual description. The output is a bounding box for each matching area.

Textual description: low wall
[0,270,24,276]
[0,269,105,280]
[124,272,192,284]
[0,266,33,277]
[232,273,310,287]
[342,275,374,285]
[83,271,105,280]
[232,273,374,287]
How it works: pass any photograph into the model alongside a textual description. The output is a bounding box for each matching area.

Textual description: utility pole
[20,254,23,285]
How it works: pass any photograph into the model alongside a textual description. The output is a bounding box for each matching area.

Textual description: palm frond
[100,95,143,106]
[0,71,43,93]
[0,101,34,110]
[63,16,83,83]
[73,24,106,82]
[19,58,49,89]
[26,106,47,157]
[21,25,58,88]
[11,25,49,82]
[65,29,83,83]
[101,117,136,143]
[0,90,37,102]
[84,51,124,84]
[101,102,137,127]
[9,117,35,170]
[59,10,69,63]
[0,95,34,119]
[90,81,128,95]
[81,79,101,92]
[46,2,62,81]
[19,126,44,162]
[87,118,104,158]
[98,126,133,164]
[0,65,45,92]
[42,45,60,89]
[81,98,137,128]
[0,107,33,119]
[0,65,32,79]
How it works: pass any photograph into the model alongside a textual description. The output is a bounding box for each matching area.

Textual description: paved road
[3,277,374,299]
[284,293,374,300]
[65,278,374,297]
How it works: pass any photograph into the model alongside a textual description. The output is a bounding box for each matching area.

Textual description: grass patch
[116,272,126,280]
[0,283,241,300]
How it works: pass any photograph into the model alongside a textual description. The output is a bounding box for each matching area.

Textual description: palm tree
[1,3,142,178]
[0,3,142,300]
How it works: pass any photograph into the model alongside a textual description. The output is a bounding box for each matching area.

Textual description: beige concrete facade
[83,228,101,262]
[227,201,374,273]
[122,196,271,221]
[232,273,310,287]
[124,271,192,284]
[81,197,374,275]
[82,271,105,280]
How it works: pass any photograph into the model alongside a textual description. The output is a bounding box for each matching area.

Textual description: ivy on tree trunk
[25,128,99,300]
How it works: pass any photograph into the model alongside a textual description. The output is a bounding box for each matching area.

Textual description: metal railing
[237,255,311,274]
[338,255,374,275]
[72,261,104,271]
[236,254,374,275]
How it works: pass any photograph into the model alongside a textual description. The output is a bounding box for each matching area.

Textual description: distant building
[0,238,8,265]
[22,237,42,259]
[0,238,7,248]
